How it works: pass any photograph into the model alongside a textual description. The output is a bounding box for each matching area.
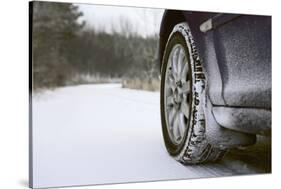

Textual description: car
[158,10,271,164]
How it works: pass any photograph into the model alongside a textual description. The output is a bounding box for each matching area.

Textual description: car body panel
[159,10,271,109]
[210,15,271,108]
[159,10,271,135]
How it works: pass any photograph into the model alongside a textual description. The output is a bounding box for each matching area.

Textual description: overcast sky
[76,4,164,37]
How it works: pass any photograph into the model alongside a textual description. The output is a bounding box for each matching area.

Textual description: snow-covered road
[31,84,271,188]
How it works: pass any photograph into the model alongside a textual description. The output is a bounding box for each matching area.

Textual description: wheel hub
[173,84,183,107]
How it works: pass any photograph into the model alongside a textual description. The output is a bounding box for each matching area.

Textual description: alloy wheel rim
[164,44,191,145]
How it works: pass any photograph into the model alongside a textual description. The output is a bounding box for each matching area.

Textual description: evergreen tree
[32,1,84,88]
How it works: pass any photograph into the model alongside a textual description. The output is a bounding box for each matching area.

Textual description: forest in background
[32,2,160,91]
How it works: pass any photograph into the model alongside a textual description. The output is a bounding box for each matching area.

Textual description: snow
[31,84,269,188]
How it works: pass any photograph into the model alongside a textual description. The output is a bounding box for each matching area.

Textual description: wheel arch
[159,10,186,72]
[158,10,214,71]
[158,10,226,106]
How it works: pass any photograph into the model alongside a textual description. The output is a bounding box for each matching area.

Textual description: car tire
[160,22,226,164]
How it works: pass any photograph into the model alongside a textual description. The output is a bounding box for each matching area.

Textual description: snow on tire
[160,22,226,164]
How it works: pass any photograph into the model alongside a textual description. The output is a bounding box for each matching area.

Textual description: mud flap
[205,97,256,150]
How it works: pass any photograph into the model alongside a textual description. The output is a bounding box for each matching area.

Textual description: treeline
[70,30,159,78]
[32,1,160,90]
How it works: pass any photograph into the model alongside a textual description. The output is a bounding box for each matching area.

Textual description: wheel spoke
[180,80,190,94]
[171,51,177,74]
[178,112,186,138]
[172,112,180,140]
[166,70,176,92]
[180,100,190,118]
[177,48,184,76]
[168,71,175,82]
[166,96,174,106]
[181,60,188,79]
[168,108,177,126]
[166,87,173,97]
[172,46,179,75]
